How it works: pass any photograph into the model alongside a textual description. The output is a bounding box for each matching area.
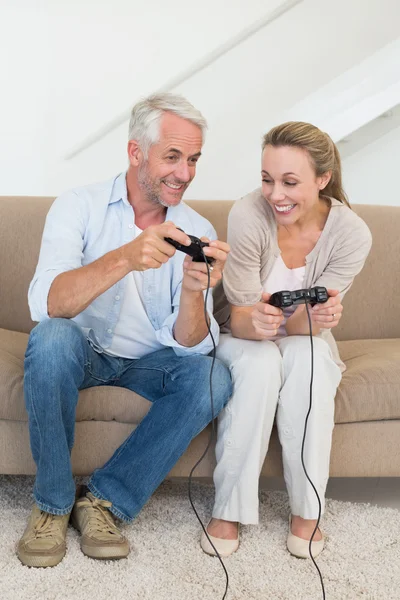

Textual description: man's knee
[25,318,86,369]
[209,357,233,411]
[180,355,232,416]
[29,318,82,349]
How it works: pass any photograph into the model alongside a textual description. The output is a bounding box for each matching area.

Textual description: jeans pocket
[85,350,120,385]
[87,365,118,384]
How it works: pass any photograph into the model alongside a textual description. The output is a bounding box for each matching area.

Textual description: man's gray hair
[128,92,207,158]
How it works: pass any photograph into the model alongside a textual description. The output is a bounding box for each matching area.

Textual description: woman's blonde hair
[262,121,350,208]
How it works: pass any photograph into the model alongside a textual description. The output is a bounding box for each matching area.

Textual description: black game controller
[164,229,215,264]
[268,286,329,308]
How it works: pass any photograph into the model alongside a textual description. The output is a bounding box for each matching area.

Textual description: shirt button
[115,295,120,301]
[107,328,112,334]
[226,439,233,447]
[128,224,133,229]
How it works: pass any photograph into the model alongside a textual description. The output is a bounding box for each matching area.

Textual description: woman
[201,122,372,558]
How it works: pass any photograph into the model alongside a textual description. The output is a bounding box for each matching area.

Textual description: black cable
[303,299,326,600]
[187,251,230,600]
[187,268,324,600]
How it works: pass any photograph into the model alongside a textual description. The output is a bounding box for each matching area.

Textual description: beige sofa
[0,196,399,478]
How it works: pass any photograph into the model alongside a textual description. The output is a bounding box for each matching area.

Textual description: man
[18,93,232,567]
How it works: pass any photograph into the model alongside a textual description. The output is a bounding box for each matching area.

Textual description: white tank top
[262,254,305,341]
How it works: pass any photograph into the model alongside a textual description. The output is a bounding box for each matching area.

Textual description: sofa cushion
[0,329,398,426]
[0,328,151,424]
[0,329,27,422]
[335,339,400,424]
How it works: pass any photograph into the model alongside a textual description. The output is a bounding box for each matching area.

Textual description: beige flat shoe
[200,522,240,558]
[287,516,325,559]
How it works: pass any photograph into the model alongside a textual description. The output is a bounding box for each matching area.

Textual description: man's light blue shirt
[28,172,220,357]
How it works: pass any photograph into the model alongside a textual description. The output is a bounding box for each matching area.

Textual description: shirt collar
[109,171,129,205]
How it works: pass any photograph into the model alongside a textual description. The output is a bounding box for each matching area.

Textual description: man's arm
[173,239,229,347]
[47,248,132,318]
[172,289,209,347]
[27,188,193,320]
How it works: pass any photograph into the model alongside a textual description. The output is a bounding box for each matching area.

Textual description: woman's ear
[318,170,332,191]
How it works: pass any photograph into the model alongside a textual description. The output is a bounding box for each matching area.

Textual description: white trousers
[212,334,342,524]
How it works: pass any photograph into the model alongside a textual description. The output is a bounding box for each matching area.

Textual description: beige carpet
[0,476,398,600]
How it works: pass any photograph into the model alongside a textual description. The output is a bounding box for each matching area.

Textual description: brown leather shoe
[17,505,70,567]
[71,492,130,560]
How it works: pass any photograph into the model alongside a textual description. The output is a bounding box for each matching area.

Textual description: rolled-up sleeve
[155,221,220,356]
[156,283,220,356]
[28,191,87,321]
[313,221,372,300]
[223,200,265,306]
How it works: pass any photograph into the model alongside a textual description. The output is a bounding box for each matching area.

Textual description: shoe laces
[79,493,120,535]
[33,512,63,539]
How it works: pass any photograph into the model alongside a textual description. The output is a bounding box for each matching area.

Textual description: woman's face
[261,145,330,226]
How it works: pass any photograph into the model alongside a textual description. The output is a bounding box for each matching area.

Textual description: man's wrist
[180,285,204,300]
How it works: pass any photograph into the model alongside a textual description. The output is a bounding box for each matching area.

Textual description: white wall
[0,2,50,194]
[343,125,400,206]
[1,0,276,195]
[1,0,400,203]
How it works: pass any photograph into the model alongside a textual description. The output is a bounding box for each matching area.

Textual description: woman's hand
[251,292,284,339]
[310,289,343,329]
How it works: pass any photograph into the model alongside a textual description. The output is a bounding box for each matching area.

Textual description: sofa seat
[0,328,151,424]
[1,328,399,427]
[335,338,400,424]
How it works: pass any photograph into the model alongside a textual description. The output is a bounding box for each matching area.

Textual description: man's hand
[123,221,191,271]
[310,288,343,329]
[251,292,284,338]
[181,238,230,293]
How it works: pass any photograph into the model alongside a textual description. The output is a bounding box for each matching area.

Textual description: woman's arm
[285,304,322,336]
[286,221,372,336]
[230,293,284,340]
[285,289,343,335]
[230,305,264,340]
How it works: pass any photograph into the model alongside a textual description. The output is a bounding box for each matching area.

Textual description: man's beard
[138,161,186,208]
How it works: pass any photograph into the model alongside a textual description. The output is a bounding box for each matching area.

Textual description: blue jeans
[24,318,232,522]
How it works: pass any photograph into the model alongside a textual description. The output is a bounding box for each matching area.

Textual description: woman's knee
[217,334,282,372]
[278,336,339,417]
[278,335,333,371]
[216,337,282,419]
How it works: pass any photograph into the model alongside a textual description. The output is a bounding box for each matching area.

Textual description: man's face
[137,112,203,208]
